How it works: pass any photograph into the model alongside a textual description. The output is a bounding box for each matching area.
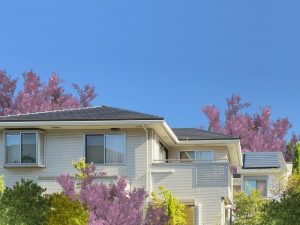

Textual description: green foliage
[73,157,89,180]
[151,186,187,225]
[0,175,4,194]
[292,142,300,174]
[0,179,50,225]
[46,193,89,225]
[269,173,288,196]
[263,173,300,225]
[233,190,267,225]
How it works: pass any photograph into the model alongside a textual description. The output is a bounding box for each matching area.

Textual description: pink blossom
[0,69,96,115]
[58,163,148,225]
[202,94,293,160]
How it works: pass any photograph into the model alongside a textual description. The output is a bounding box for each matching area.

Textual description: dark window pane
[21,133,37,163]
[180,151,195,162]
[86,135,104,164]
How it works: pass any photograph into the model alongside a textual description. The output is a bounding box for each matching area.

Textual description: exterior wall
[0,128,233,225]
[0,128,148,193]
[151,135,232,225]
[151,163,231,225]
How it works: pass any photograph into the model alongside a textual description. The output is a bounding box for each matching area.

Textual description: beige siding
[0,128,233,225]
[0,129,148,191]
[167,144,228,162]
[151,163,231,225]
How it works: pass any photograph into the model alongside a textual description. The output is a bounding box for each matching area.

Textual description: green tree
[46,193,89,225]
[263,173,300,225]
[0,179,50,225]
[233,190,267,225]
[292,142,300,174]
[0,175,4,194]
[151,186,186,225]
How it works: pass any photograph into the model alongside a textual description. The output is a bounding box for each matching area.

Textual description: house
[234,152,289,199]
[0,106,242,225]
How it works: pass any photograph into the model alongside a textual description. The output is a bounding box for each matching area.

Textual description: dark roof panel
[243,152,281,169]
[0,106,164,122]
[172,128,239,140]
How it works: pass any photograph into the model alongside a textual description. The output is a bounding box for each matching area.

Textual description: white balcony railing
[152,158,229,164]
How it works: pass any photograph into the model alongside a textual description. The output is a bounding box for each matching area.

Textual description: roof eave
[0,119,166,128]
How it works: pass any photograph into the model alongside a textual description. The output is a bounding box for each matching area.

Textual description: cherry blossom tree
[0,70,17,115]
[202,95,293,160]
[58,163,146,225]
[0,69,96,115]
[57,160,169,225]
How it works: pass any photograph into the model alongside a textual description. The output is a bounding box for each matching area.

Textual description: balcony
[151,159,233,202]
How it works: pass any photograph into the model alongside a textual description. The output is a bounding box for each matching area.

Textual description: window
[5,131,45,166]
[85,134,125,164]
[180,151,195,162]
[153,140,168,162]
[86,135,105,164]
[244,178,267,196]
[180,150,213,162]
[105,134,125,164]
[21,133,37,163]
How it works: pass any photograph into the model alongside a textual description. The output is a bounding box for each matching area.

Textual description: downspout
[142,125,149,194]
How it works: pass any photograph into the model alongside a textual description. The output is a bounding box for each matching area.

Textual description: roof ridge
[103,105,163,119]
[0,105,106,118]
[172,127,239,138]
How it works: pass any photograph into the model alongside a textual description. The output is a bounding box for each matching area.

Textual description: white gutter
[0,120,164,127]
[162,121,179,144]
[178,139,240,145]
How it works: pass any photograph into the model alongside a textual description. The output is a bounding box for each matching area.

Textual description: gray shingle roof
[172,128,239,140]
[243,152,281,169]
[0,106,164,122]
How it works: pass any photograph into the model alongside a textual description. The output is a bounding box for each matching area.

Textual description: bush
[262,173,300,225]
[233,190,267,225]
[0,179,50,225]
[47,193,89,225]
[148,186,186,225]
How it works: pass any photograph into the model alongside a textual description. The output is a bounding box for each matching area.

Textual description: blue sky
[0,0,300,136]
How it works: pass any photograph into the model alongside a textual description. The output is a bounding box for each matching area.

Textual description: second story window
[5,131,45,166]
[85,134,125,164]
[180,150,214,162]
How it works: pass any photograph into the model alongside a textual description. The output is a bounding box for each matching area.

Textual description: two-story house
[0,106,242,225]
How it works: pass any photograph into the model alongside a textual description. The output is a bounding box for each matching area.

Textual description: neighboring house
[0,106,242,225]
[234,152,288,199]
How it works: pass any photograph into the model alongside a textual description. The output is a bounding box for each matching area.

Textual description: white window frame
[4,130,45,167]
[243,176,268,197]
[84,133,126,165]
[179,150,214,162]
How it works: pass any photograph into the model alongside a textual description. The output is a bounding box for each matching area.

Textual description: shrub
[148,186,186,225]
[0,179,50,225]
[262,173,300,225]
[233,190,267,225]
[47,193,89,225]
